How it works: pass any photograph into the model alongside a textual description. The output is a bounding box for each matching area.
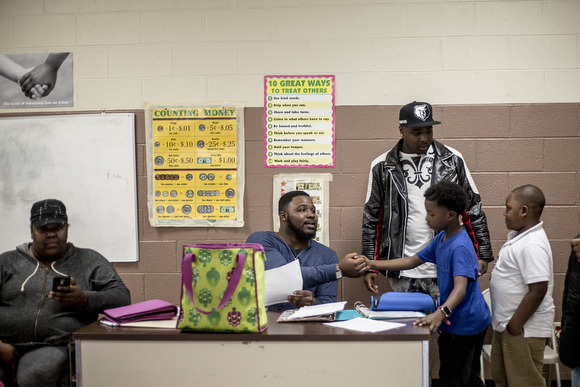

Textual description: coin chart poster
[145,102,245,227]
[264,75,335,168]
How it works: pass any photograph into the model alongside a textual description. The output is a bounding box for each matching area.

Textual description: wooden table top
[73,311,430,343]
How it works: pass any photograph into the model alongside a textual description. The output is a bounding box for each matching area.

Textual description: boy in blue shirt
[365,181,490,386]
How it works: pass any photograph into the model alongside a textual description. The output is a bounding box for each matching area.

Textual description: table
[73,311,430,387]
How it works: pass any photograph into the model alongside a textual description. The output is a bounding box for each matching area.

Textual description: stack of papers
[277,301,346,322]
[100,317,178,329]
[264,260,303,306]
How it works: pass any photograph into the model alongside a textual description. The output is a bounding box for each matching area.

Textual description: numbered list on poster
[264,75,335,168]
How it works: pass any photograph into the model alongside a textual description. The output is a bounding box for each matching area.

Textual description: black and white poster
[0,52,73,109]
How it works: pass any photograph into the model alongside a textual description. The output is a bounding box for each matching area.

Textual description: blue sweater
[246,231,339,308]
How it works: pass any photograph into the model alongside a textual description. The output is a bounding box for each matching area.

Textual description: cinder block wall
[2,0,579,381]
[4,100,578,379]
[110,103,578,379]
[1,1,579,109]
[105,104,580,320]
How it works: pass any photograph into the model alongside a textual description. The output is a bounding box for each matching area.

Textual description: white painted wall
[1,0,578,110]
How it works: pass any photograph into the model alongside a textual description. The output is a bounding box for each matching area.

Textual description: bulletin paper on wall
[273,173,333,247]
[145,101,245,227]
[264,75,335,168]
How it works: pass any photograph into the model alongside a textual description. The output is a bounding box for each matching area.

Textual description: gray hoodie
[0,243,131,346]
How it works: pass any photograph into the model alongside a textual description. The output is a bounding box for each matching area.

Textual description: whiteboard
[0,113,139,262]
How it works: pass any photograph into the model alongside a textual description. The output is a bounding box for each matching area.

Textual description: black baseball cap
[399,101,441,128]
[30,199,68,228]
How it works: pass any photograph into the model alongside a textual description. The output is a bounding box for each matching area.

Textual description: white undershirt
[400,147,436,278]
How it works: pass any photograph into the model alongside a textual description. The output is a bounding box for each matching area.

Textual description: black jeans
[438,328,487,387]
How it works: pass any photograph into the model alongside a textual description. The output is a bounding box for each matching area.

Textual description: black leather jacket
[361,139,493,278]
[559,235,580,368]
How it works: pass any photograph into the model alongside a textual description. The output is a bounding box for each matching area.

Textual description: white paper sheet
[286,301,347,320]
[324,318,405,333]
[100,317,178,329]
[264,260,303,306]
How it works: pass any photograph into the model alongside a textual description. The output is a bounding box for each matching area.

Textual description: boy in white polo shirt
[489,184,555,387]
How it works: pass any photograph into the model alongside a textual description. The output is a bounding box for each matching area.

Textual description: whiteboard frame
[0,113,139,262]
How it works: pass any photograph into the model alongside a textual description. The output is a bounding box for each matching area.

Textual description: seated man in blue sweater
[246,190,367,308]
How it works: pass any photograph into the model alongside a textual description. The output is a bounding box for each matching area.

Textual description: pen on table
[100,319,120,327]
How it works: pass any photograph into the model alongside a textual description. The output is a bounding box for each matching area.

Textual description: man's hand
[414,310,445,334]
[339,253,368,278]
[363,271,378,293]
[49,277,88,307]
[287,290,316,308]
[0,342,19,381]
[478,260,488,277]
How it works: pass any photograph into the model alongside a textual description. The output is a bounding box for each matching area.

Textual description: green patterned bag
[177,243,268,333]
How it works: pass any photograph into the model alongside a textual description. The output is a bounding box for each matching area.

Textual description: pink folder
[103,299,178,324]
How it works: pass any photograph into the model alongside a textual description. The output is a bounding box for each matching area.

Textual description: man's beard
[286,216,316,240]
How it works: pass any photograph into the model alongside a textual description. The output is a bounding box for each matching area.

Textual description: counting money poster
[144,101,245,227]
[264,75,335,168]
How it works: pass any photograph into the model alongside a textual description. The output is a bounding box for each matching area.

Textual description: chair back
[543,329,559,363]
[482,288,492,314]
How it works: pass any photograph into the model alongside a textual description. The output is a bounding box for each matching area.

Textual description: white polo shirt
[489,221,555,338]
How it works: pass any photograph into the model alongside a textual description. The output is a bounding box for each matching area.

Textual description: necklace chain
[278,234,310,260]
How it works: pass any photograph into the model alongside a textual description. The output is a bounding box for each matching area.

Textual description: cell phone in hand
[52,276,71,292]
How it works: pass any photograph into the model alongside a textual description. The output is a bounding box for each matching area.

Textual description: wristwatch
[439,305,452,318]
[335,263,343,279]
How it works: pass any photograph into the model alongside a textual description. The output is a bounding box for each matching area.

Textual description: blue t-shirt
[417,229,491,335]
[246,231,339,309]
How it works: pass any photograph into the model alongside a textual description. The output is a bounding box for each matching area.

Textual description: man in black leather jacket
[559,233,580,386]
[361,101,493,295]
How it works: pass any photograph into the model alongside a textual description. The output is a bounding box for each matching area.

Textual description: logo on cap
[413,104,430,122]
[399,101,441,127]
